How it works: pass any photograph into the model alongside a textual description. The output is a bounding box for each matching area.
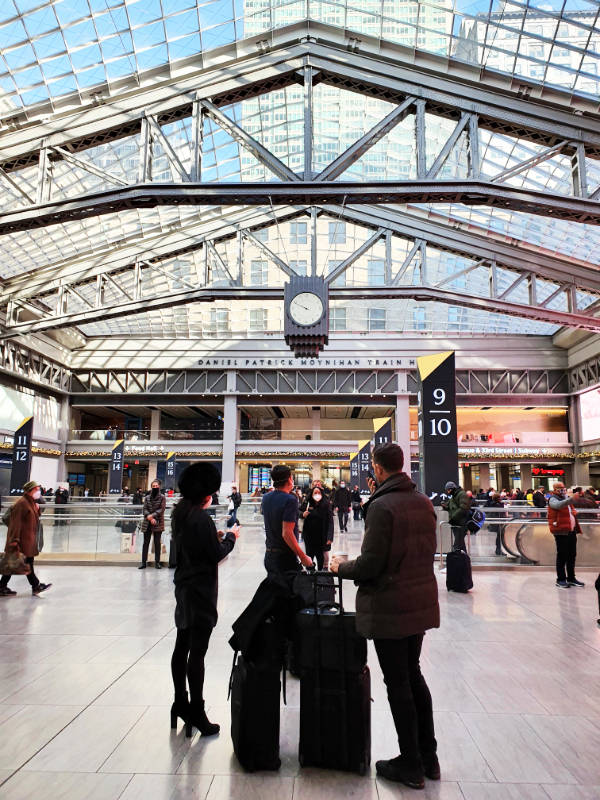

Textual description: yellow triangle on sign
[417,351,454,382]
[349,452,358,461]
[357,440,371,452]
[373,417,390,434]
[18,416,33,428]
[112,439,124,450]
[167,452,175,460]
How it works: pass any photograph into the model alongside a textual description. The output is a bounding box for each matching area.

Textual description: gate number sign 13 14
[429,388,452,436]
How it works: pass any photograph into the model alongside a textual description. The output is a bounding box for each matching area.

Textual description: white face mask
[313,493,322,502]
[32,489,41,500]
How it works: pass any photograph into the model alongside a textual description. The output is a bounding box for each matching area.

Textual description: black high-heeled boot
[170,692,191,736]
[188,701,220,737]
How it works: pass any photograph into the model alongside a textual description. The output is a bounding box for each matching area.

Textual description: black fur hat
[177,462,221,502]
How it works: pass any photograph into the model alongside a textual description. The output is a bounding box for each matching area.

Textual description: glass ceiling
[0,0,598,339]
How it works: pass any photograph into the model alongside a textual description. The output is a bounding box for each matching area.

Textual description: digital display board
[580,387,600,442]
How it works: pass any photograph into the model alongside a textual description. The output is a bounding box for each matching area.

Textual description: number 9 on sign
[433,388,445,405]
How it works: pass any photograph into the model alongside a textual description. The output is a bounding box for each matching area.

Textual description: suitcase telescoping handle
[304,567,344,613]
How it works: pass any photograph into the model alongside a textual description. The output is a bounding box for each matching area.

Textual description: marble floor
[1,520,600,799]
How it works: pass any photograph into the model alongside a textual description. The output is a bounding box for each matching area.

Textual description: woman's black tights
[171,626,212,705]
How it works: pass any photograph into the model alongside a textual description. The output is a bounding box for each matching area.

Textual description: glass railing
[0,498,265,562]
[437,505,600,567]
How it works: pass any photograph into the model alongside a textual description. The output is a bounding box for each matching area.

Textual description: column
[311,408,320,440]
[520,463,532,489]
[395,394,411,468]
[56,395,71,484]
[147,460,158,485]
[462,466,473,491]
[499,464,510,490]
[478,463,490,490]
[222,394,238,487]
[311,460,321,482]
[150,409,161,439]
[574,459,590,487]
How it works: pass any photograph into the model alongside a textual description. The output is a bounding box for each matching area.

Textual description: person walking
[0,481,52,597]
[548,482,584,588]
[227,485,242,524]
[170,462,239,737]
[332,480,351,532]
[54,484,69,527]
[442,481,471,552]
[301,487,331,570]
[261,465,313,583]
[331,444,440,790]
[139,479,166,569]
[571,486,598,520]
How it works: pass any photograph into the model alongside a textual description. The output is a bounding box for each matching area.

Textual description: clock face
[289,292,324,326]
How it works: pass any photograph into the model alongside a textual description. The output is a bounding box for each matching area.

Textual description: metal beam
[200,99,299,182]
[426,113,470,179]
[491,141,568,184]
[0,166,35,204]
[147,115,190,181]
[1,22,599,177]
[4,282,599,338]
[315,96,415,182]
[1,181,599,235]
[49,145,129,187]
[303,65,314,181]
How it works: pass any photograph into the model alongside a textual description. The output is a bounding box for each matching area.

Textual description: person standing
[261,465,313,583]
[54,484,69,527]
[333,480,351,533]
[571,486,598,520]
[139,479,166,569]
[170,462,239,737]
[442,482,471,552]
[331,444,439,790]
[301,487,331,570]
[132,487,144,506]
[351,484,362,521]
[548,483,584,588]
[0,481,52,597]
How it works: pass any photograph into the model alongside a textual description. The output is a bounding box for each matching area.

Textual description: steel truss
[2,203,600,336]
[569,354,600,393]
[1,22,599,336]
[0,340,69,394]
[68,366,568,399]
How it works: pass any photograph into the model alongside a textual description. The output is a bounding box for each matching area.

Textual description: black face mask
[151,487,159,497]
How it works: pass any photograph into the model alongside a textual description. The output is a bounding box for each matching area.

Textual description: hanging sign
[417,351,458,503]
[357,439,372,492]
[349,451,359,486]
[165,452,177,491]
[108,440,125,495]
[372,417,393,448]
[10,417,33,495]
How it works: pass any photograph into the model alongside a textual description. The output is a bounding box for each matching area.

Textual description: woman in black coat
[170,463,239,737]
[301,489,331,570]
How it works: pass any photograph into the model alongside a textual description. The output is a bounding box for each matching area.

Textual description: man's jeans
[374,634,437,770]
[337,509,349,531]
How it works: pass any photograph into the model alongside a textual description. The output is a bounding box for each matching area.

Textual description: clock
[289,292,324,327]
[284,276,329,357]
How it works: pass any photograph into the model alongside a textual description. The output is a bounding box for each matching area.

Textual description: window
[290,221,307,244]
[250,260,268,285]
[448,306,462,331]
[328,222,346,244]
[249,309,267,331]
[290,259,307,276]
[330,307,347,331]
[368,259,385,286]
[368,308,386,331]
[412,306,426,330]
[254,228,269,242]
[207,308,230,335]
[328,259,345,287]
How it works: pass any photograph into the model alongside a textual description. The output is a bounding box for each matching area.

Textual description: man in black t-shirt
[261,465,313,580]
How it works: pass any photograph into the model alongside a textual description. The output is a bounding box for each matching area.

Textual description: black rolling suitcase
[445,549,473,592]
[296,572,371,775]
[230,655,281,772]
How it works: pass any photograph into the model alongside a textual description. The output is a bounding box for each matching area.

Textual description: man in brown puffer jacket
[331,443,440,790]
